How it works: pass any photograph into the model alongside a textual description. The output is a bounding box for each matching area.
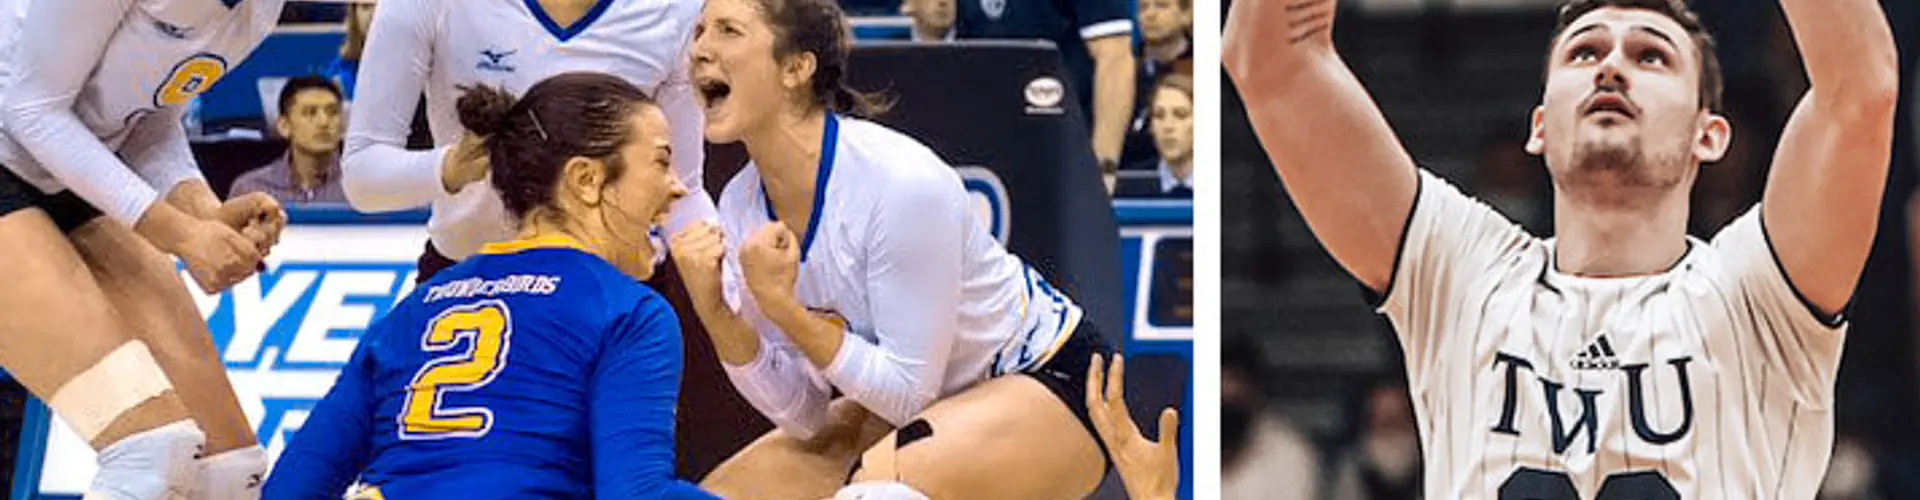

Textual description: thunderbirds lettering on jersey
[169,173,1010,464]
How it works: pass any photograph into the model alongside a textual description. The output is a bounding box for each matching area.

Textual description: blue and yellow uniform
[264,237,715,499]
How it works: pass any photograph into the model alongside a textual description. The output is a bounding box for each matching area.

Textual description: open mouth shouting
[695,75,732,116]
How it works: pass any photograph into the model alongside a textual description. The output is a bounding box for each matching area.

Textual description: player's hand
[740,222,799,305]
[1224,0,1337,79]
[440,132,491,194]
[1087,353,1179,500]
[216,192,286,256]
[174,219,265,293]
[670,221,728,305]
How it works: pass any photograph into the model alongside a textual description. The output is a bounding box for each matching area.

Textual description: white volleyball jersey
[343,0,713,260]
[0,0,284,225]
[716,115,1083,438]
[1381,170,1845,499]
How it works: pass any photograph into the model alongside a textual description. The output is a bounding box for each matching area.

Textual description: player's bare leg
[0,209,203,499]
[704,399,892,500]
[70,218,267,496]
[845,376,1104,500]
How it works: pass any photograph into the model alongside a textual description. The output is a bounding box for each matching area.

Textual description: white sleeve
[720,334,835,441]
[340,0,447,212]
[1709,208,1846,409]
[120,107,207,195]
[0,0,166,225]
[821,167,964,426]
[1377,169,1532,385]
[656,26,718,235]
[712,176,834,440]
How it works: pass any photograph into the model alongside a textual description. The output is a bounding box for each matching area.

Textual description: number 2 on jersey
[398,300,513,440]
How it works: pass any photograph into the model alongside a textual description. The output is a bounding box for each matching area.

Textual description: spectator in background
[956,0,1134,185]
[1117,73,1193,198]
[1326,376,1422,500]
[1136,0,1191,77]
[1118,0,1193,175]
[325,0,377,100]
[231,76,348,204]
[1220,336,1318,500]
[901,0,955,42]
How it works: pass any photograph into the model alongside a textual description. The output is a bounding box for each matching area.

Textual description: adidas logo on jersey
[1570,335,1619,370]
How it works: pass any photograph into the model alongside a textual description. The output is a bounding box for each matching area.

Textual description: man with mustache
[1225,0,1897,497]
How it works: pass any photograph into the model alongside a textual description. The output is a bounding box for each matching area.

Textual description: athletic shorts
[1018,317,1117,464]
[0,164,104,233]
[847,318,1119,485]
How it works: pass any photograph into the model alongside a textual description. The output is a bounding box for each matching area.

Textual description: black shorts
[846,319,1118,483]
[0,164,104,233]
[1019,317,1117,463]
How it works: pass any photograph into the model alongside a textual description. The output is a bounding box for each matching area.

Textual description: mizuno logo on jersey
[478,48,519,72]
[1570,335,1619,370]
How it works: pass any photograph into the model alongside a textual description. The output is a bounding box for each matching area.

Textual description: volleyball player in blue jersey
[265,72,713,499]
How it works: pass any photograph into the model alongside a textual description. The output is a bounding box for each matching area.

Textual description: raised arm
[1759,0,1898,317]
[1222,0,1417,291]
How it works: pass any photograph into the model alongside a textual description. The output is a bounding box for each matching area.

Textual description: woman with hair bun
[266,72,713,499]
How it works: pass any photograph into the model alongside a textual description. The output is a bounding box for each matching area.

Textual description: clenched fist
[739,222,799,305]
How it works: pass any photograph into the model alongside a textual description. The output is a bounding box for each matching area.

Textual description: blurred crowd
[1223,1,1920,499]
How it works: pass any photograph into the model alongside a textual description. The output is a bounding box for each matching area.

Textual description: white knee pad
[191,445,267,500]
[84,420,204,500]
[50,340,175,442]
[834,481,931,500]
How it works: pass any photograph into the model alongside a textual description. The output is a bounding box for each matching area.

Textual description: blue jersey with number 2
[263,237,715,499]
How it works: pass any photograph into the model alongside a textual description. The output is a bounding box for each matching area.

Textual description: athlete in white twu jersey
[0,0,292,497]
[344,0,714,268]
[1225,0,1898,498]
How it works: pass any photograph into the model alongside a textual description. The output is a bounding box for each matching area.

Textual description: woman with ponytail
[266,72,714,499]
[674,0,1116,498]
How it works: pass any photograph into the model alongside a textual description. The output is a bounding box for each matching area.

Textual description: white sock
[834,481,930,500]
[191,445,267,500]
[84,420,204,500]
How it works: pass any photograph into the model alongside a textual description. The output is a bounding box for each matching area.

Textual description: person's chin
[703,115,744,144]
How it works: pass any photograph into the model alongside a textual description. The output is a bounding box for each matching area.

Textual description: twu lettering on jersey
[1488,348,1696,455]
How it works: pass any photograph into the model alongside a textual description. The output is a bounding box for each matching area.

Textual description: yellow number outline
[397,299,513,440]
[153,53,229,108]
